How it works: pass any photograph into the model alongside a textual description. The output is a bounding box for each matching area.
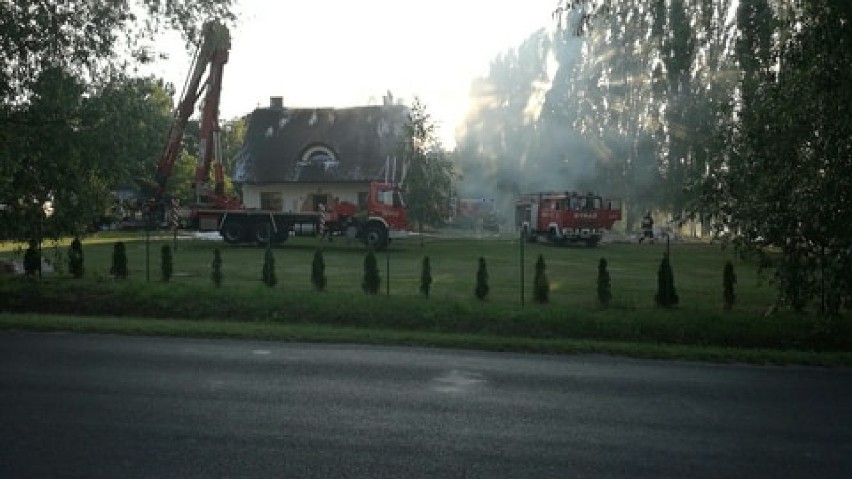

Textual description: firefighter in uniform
[639,211,654,244]
[318,203,330,241]
[169,198,181,230]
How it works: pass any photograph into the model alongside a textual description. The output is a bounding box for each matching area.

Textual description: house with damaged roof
[232,96,408,215]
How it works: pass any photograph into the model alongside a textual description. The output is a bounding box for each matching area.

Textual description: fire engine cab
[515,191,622,247]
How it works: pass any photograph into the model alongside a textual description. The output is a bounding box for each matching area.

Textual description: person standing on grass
[318,203,330,241]
[639,211,654,244]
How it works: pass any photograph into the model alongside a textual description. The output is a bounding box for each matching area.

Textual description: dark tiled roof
[232,104,408,184]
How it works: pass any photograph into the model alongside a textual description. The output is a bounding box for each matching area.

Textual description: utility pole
[520,229,525,307]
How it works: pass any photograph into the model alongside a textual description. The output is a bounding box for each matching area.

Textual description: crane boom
[153,20,231,205]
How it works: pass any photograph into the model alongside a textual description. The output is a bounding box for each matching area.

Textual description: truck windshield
[378,189,403,207]
[585,197,602,209]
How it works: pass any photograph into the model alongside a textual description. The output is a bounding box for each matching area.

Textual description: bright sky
[148,0,558,148]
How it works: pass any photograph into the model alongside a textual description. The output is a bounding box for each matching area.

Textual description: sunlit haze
[147,0,557,148]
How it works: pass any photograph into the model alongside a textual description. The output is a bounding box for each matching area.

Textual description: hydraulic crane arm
[153,20,231,204]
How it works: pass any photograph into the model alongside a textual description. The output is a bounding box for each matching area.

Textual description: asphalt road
[1,332,850,478]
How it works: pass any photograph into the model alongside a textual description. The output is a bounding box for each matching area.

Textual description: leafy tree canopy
[0,71,175,240]
[0,0,238,242]
[0,0,236,104]
[548,0,852,314]
[400,98,455,233]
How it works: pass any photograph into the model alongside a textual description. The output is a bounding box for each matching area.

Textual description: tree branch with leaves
[399,98,455,243]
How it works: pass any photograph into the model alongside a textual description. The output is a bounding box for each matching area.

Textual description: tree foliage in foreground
[0,0,236,104]
[554,0,852,316]
[0,72,174,242]
[703,0,852,315]
[0,1,237,244]
[400,98,455,237]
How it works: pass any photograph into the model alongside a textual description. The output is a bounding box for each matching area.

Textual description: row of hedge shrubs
[28,240,736,310]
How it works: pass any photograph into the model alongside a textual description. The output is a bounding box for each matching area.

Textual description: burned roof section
[232,99,409,184]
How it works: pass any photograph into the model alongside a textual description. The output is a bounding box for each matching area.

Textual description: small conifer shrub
[654,253,679,307]
[312,249,327,291]
[261,247,277,287]
[110,241,128,279]
[533,254,549,304]
[420,256,432,298]
[597,257,612,307]
[475,257,489,300]
[211,248,223,287]
[362,249,380,294]
[161,245,173,282]
[723,260,736,310]
[23,239,40,276]
[68,236,84,278]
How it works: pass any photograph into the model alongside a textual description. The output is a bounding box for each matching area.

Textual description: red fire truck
[515,191,622,246]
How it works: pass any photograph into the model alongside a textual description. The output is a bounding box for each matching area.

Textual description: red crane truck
[152,21,407,250]
[515,191,622,247]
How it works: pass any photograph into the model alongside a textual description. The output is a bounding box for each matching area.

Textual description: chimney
[270,96,283,109]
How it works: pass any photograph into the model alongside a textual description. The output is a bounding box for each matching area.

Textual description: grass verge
[2,313,851,367]
[3,236,850,366]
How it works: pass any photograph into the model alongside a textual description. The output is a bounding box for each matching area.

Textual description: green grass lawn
[1,231,775,309]
[2,230,850,364]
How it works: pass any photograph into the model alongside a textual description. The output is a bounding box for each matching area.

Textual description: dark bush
[312,249,327,291]
[362,249,380,294]
[68,237,84,278]
[110,241,128,279]
[261,247,277,287]
[775,249,815,312]
[161,245,173,282]
[723,260,736,310]
[23,239,40,276]
[654,253,679,308]
[211,248,223,287]
[420,256,432,298]
[533,254,549,304]
[597,257,612,307]
[475,257,489,300]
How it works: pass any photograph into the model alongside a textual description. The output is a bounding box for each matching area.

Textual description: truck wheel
[548,228,560,244]
[253,222,272,245]
[221,220,246,244]
[364,224,388,251]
